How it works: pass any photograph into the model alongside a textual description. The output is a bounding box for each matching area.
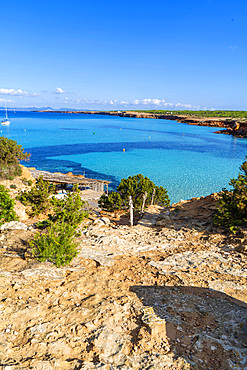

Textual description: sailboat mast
[5,101,8,119]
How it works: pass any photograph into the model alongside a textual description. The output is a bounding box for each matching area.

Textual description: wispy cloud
[0,88,39,97]
[62,97,203,110]
[91,98,200,109]
[0,98,15,103]
[54,87,65,94]
[131,98,197,109]
[132,100,140,105]
[227,46,237,51]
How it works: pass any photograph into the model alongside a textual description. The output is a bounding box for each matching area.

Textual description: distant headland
[36,110,247,138]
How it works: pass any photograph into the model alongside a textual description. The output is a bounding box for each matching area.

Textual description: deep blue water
[1,110,246,203]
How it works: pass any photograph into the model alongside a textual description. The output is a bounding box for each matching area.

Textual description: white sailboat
[1,102,10,126]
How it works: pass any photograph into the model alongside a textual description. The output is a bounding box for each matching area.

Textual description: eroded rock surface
[0,190,246,369]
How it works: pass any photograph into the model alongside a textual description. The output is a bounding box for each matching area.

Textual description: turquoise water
[1,111,246,203]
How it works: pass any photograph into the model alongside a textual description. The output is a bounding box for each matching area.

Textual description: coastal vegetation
[2,134,247,268]
[132,110,247,119]
[0,137,88,267]
[29,221,78,267]
[51,185,88,225]
[18,176,56,216]
[99,191,123,215]
[0,185,18,225]
[0,136,30,179]
[18,179,88,266]
[99,174,170,212]
[214,159,247,233]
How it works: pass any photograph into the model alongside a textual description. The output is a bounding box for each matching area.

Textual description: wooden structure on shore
[29,169,110,194]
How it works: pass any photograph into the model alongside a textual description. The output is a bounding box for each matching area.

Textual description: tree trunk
[141,191,147,216]
[151,188,156,205]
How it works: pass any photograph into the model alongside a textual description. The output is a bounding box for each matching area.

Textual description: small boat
[1,102,10,126]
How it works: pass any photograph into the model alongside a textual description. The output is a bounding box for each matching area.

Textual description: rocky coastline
[38,110,247,139]
[0,168,247,369]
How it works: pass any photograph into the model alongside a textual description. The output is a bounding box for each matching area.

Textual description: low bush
[0,136,30,179]
[98,191,123,214]
[99,174,170,212]
[28,185,88,267]
[51,185,88,226]
[0,185,18,225]
[214,159,247,233]
[117,174,170,208]
[22,179,33,186]
[18,176,55,216]
[30,221,78,267]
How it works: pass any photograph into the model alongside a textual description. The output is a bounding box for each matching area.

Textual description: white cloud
[131,98,199,109]
[54,87,65,94]
[142,98,152,105]
[0,88,39,97]
[68,97,201,110]
[83,98,109,105]
[142,98,166,106]
[152,99,161,105]
[0,98,14,103]
[175,102,192,108]
[65,97,69,100]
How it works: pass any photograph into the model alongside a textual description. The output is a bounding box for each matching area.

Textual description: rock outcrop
[0,189,246,369]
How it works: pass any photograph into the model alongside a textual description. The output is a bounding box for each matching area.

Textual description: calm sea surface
[1,111,246,203]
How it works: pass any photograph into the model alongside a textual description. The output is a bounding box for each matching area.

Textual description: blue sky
[0,0,246,110]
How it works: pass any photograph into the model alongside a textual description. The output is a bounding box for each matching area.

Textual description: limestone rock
[0,192,246,369]
[14,200,29,221]
[0,221,28,231]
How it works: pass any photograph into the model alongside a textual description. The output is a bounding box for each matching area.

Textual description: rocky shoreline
[38,110,247,139]
[0,168,247,369]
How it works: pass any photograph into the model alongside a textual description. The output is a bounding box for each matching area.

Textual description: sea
[1,111,246,204]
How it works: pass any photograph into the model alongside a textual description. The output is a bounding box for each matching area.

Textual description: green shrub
[22,179,33,186]
[214,160,247,233]
[98,191,123,213]
[51,185,88,226]
[29,221,78,267]
[133,110,247,119]
[0,185,18,225]
[0,137,30,179]
[154,185,171,206]
[117,174,170,209]
[18,176,55,216]
[99,174,170,211]
[10,184,17,189]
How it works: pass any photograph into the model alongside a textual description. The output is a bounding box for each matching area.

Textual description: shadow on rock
[130,285,247,370]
